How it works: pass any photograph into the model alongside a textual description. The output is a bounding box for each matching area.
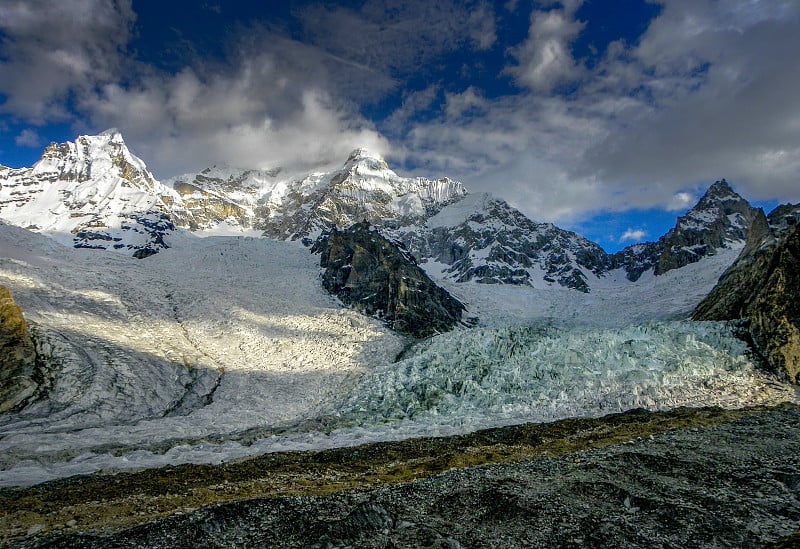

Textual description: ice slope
[0,221,795,487]
[334,321,792,433]
[426,245,747,328]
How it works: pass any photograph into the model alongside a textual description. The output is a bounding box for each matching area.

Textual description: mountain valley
[1,132,799,547]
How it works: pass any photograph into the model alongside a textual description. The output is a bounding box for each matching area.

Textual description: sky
[1,0,798,252]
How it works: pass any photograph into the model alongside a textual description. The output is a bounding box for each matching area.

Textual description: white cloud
[399,0,800,225]
[619,228,647,243]
[14,128,42,148]
[667,192,696,211]
[580,0,800,203]
[0,0,134,121]
[81,55,389,177]
[507,2,585,93]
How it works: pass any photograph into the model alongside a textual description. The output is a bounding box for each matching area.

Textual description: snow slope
[0,222,404,485]
[0,131,188,255]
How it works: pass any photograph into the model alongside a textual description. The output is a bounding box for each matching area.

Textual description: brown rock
[0,285,39,411]
[694,207,800,383]
[312,221,465,338]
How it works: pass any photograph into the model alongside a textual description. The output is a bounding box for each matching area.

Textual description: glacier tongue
[333,321,793,431]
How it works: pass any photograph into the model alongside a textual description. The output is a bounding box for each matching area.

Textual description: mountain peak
[344,147,389,172]
[99,127,123,139]
[347,147,384,162]
[695,178,746,210]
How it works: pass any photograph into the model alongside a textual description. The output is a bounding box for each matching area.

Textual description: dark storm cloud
[0,0,135,122]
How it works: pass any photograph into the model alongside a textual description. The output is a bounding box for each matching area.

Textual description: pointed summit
[0,131,188,256]
[654,179,759,275]
[613,179,760,280]
[344,147,390,172]
[695,178,748,211]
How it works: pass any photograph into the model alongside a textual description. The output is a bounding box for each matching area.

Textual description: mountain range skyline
[1,0,798,252]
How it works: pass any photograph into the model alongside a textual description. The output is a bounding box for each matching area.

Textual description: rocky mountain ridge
[694,203,800,382]
[0,131,766,292]
[611,179,759,281]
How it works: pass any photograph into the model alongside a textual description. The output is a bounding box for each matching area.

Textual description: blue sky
[0,0,797,252]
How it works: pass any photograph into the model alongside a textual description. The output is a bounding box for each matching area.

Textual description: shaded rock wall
[694,207,800,382]
[312,221,464,338]
[0,286,38,411]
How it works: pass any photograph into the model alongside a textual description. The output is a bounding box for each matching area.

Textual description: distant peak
[343,147,390,173]
[695,178,745,209]
[709,178,733,193]
[346,147,386,163]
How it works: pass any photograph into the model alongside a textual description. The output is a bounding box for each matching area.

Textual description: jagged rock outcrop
[694,204,800,382]
[0,286,38,412]
[399,193,610,292]
[613,179,759,281]
[259,148,468,241]
[312,221,465,338]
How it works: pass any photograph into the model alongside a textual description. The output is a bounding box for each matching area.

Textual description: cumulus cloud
[0,0,135,121]
[619,228,647,243]
[397,0,800,224]
[580,0,800,203]
[507,2,585,93]
[14,129,42,148]
[80,40,389,176]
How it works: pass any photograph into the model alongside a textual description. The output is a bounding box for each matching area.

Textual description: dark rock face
[612,179,759,281]
[312,221,465,338]
[655,179,759,275]
[694,205,800,382]
[0,286,38,412]
[401,194,609,292]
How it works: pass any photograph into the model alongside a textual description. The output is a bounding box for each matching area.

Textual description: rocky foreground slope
[0,286,38,412]
[2,405,798,548]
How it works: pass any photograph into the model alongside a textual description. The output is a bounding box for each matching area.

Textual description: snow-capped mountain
[1,130,798,494]
[166,148,467,240]
[254,148,468,241]
[611,179,759,281]
[165,165,284,230]
[397,193,609,292]
[0,130,188,257]
[0,131,760,294]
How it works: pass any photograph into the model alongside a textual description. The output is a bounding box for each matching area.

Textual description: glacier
[0,220,796,487]
[0,132,798,489]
